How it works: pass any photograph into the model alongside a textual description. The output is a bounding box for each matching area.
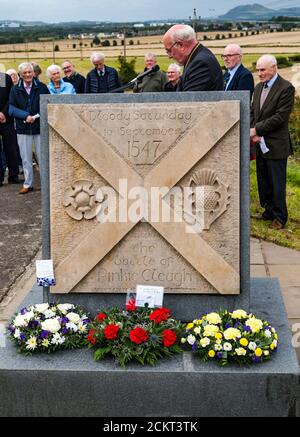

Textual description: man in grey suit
[162,24,223,91]
[250,55,295,229]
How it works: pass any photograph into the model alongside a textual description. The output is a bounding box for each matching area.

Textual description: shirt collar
[265,73,278,88]
[228,63,241,76]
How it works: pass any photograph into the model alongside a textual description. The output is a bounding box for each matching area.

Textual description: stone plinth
[1,278,299,417]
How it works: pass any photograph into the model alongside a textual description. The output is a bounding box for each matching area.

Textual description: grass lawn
[250,158,300,250]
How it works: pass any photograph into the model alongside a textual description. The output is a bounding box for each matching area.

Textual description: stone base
[0,278,299,417]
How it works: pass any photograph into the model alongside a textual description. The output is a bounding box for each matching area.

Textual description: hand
[251,135,262,144]
[250,128,257,138]
[0,112,6,123]
[26,115,35,123]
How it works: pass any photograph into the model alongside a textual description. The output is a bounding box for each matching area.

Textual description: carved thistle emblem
[63,180,105,220]
[184,169,230,230]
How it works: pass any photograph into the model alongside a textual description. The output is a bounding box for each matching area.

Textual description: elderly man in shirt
[222,44,254,98]
[250,54,295,229]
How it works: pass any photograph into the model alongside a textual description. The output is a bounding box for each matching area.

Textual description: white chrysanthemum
[35,303,49,314]
[273,339,278,348]
[264,329,272,338]
[51,333,65,345]
[199,337,210,347]
[223,342,232,351]
[181,338,187,344]
[206,312,222,325]
[26,336,37,350]
[44,309,56,319]
[235,347,246,356]
[264,350,270,356]
[57,304,75,314]
[66,322,78,332]
[214,343,222,351]
[187,334,196,345]
[78,322,87,333]
[14,314,29,328]
[41,339,50,348]
[13,328,21,339]
[194,327,201,335]
[248,341,257,351]
[41,318,61,333]
[66,312,81,324]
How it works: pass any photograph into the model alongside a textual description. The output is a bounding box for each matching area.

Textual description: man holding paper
[250,55,295,230]
[9,62,49,194]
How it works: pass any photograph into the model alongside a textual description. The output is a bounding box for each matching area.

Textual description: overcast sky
[0,0,299,22]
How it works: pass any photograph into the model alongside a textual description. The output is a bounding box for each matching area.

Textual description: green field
[0,53,297,83]
[250,159,300,250]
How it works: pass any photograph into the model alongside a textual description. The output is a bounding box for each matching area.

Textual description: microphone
[110,65,160,93]
[129,65,160,84]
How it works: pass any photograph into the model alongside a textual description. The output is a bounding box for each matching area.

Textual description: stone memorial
[0,92,298,417]
[42,92,250,317]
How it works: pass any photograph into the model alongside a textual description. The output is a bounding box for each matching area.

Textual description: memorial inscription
[48,101,240,295]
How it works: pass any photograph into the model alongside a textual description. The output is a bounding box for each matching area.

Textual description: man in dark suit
[0,72,20,186]
[162,24,223,91]
[250,54,295,230]
[222,44,254,98]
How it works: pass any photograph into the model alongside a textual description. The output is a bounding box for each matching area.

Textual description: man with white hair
[9,62,49,194]
[133,52,167,93]
[250,54,295,229]
[85,52,121,93]
[222,44,254,98]
[162,24,223,91]
[164,63,181,92]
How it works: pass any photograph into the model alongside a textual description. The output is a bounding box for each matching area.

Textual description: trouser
[256,155,288,225]
[17,134,41,188]
[0,123,19,182]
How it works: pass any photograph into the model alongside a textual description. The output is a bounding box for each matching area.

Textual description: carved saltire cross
[48,102,240,295]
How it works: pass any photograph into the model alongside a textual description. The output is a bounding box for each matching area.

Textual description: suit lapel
[258,76,281,119]
[227,64,243,91]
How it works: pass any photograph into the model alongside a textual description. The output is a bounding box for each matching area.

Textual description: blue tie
[224,71,231,90]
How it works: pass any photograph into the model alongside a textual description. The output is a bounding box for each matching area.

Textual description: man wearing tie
[250,55,295,230]
[222,44,254,98]
[85,52,122,93]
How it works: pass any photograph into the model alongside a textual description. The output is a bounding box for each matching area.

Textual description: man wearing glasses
[222,44,254,98]
[62,60,86,94]
[162,24,223,92]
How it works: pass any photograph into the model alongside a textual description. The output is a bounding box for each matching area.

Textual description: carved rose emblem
[63,180,104,220]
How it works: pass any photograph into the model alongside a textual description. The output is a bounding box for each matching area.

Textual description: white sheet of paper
[136,285,164,308]
[259,137,270,154]
[36,259,55,279]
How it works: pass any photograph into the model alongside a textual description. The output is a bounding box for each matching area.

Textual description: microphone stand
[111,65,160,93]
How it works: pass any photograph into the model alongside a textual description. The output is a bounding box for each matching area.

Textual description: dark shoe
[270,219,285,230]
[8,177,22,184]
[19,186,34,194]
[251,212,273,221]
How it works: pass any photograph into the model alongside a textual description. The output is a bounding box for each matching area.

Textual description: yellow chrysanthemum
[255,348,263,357]
[203,324,219,337]
[274,333,278,340]
[231,309,248,319]
[223,327,241,340]
[196,319,203,325]
[186,323,194,330]
[215,332,223,340]
[239,338,249,347]
[245,317,263,333]
[206,312,222,325]
[208,350,215,358]
[270,344,275,350]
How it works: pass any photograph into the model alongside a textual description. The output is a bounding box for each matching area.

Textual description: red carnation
[95,312,107,323]
[150,307,171,324]
[87,329,96,345]
[126,299,137,311]
[104,324,120,340]
[162,329,177,347]
[129,327,149,344]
